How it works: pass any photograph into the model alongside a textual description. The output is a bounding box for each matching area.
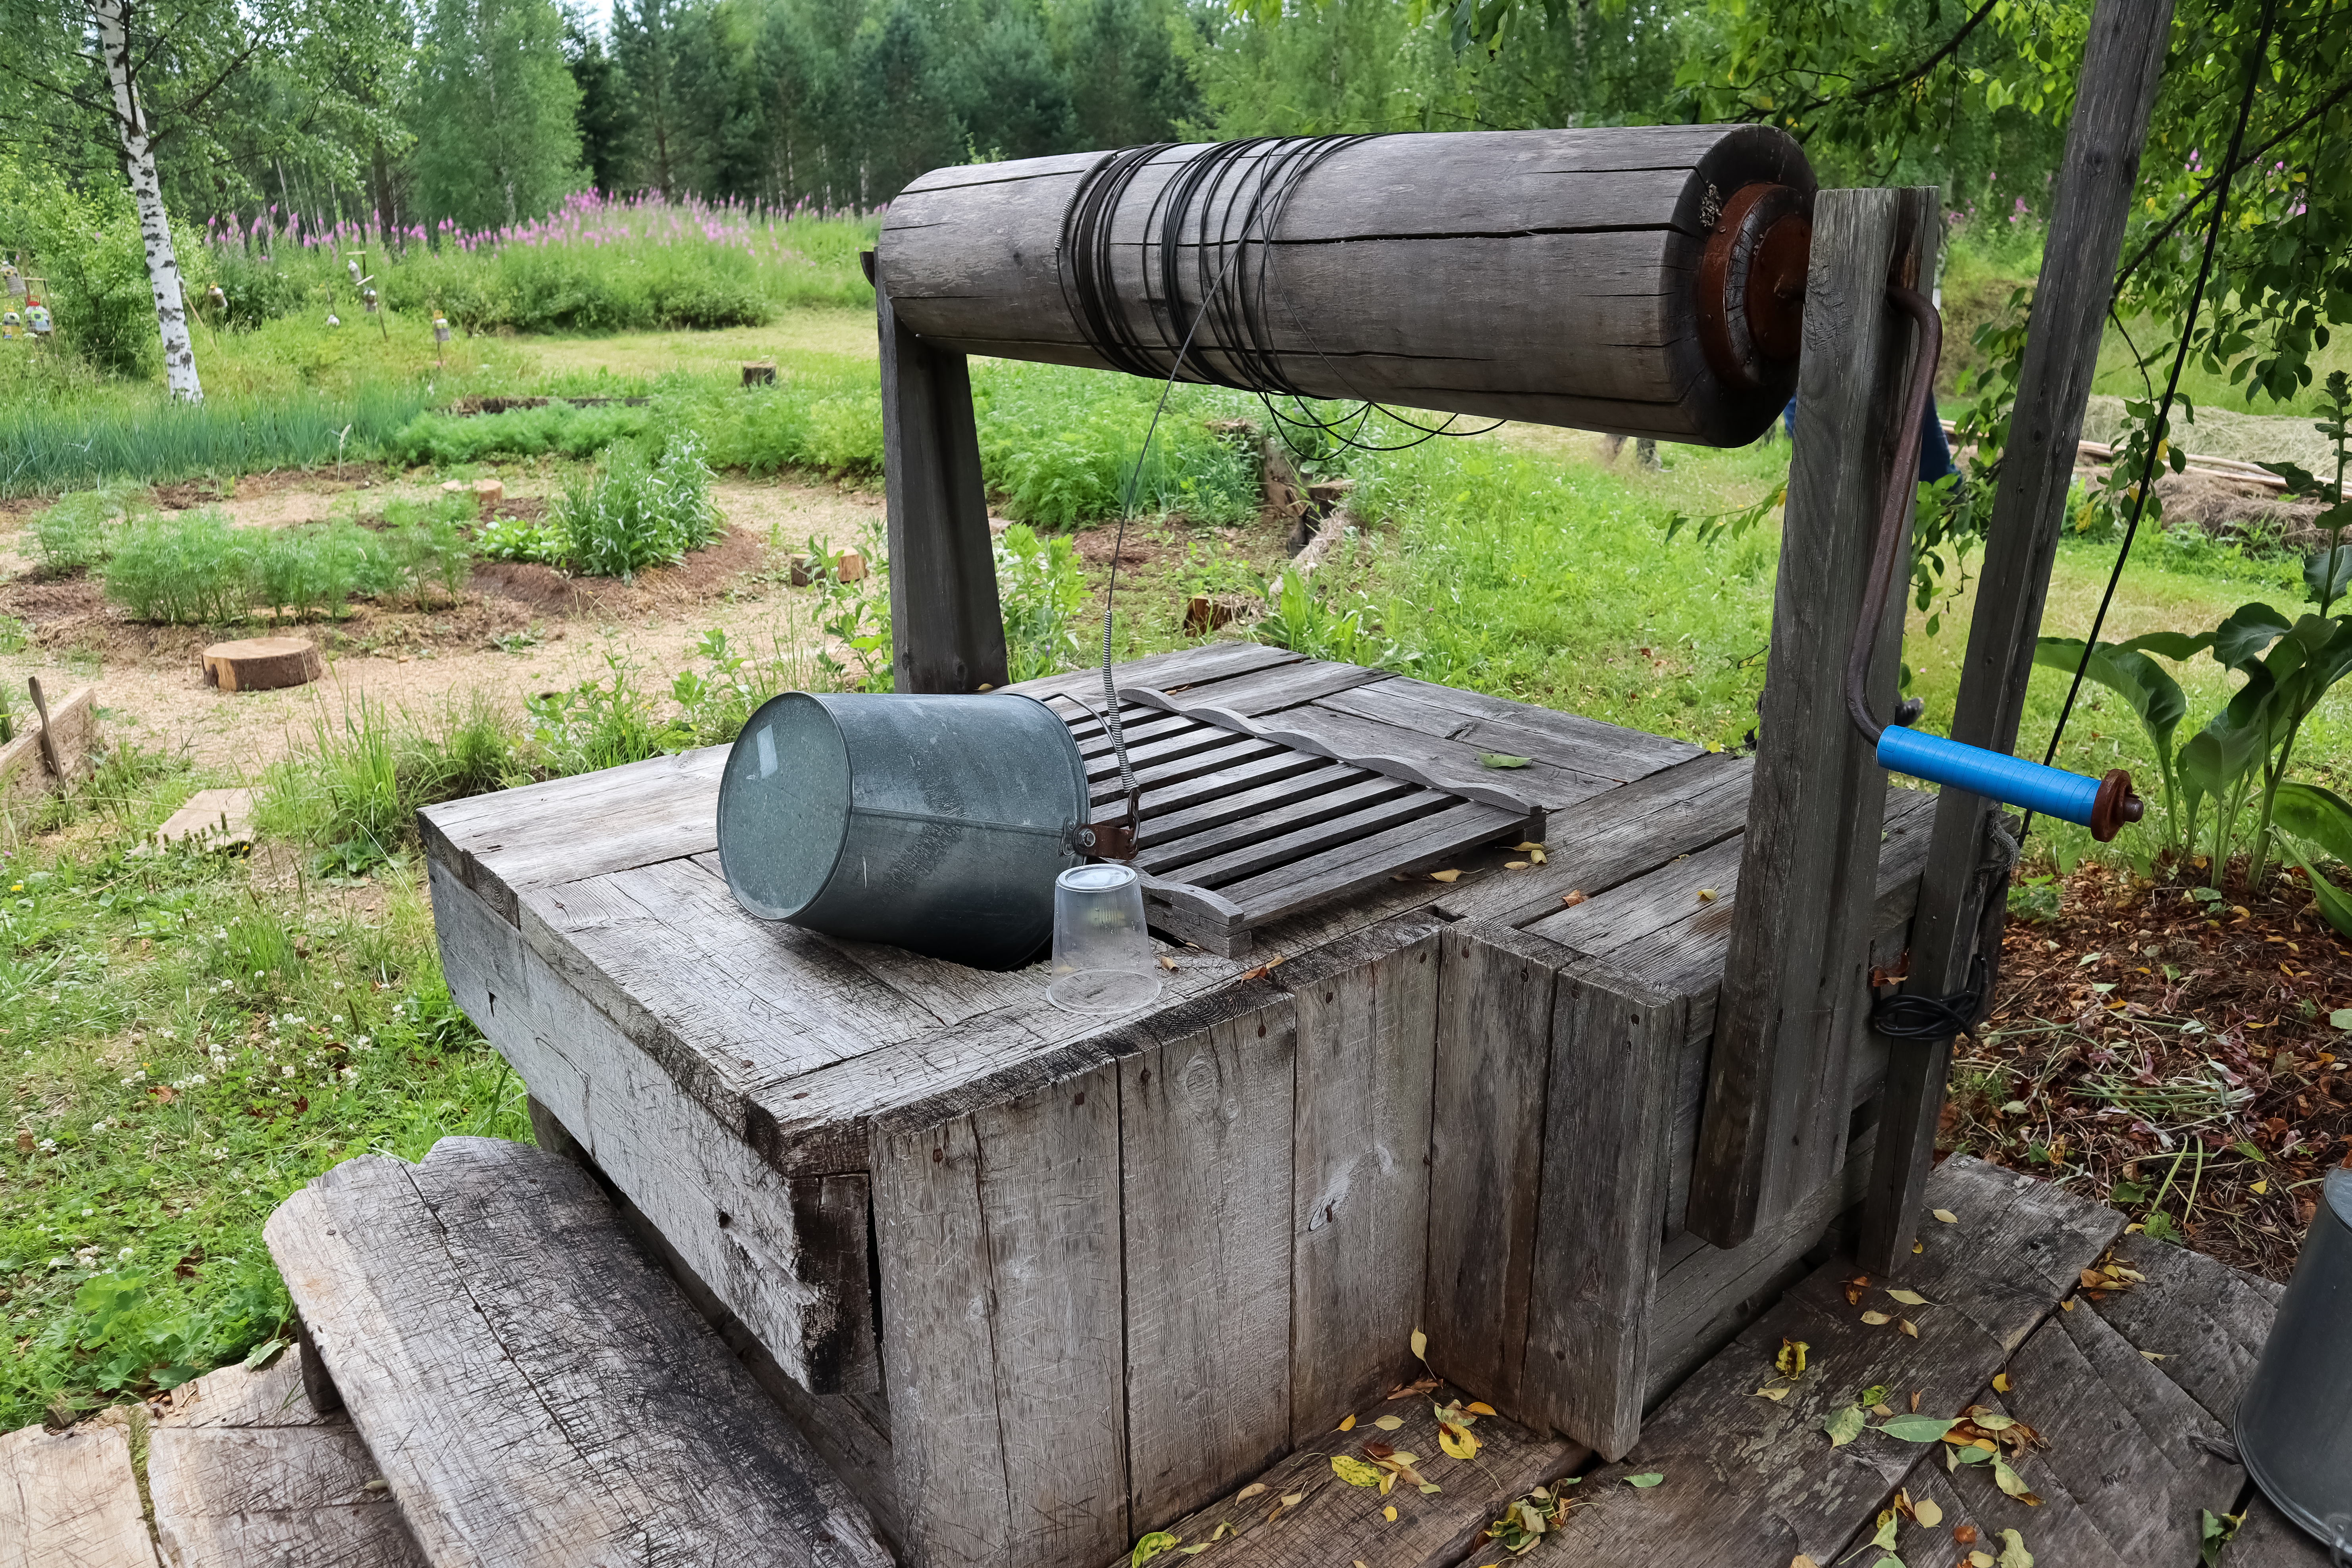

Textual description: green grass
[97,503,473,624]
[0,755,533,1430]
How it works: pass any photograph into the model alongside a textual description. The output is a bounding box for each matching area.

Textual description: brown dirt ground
[1947,855,2352,1283]
[0,475,884,781]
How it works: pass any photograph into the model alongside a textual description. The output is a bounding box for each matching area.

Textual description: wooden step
[150,1341,425,1566]
[264,1135,893,1567]
[0,1416,156,1567]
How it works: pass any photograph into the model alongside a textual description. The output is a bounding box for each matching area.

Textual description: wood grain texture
[431,861,880,1393]
[1422,924,1559,1416]
[1519,955,1687,1459]
[1120,1005,1297,1530]
[1543,1157,2121,1563]
[264,1136,893,1568]
[150,1423,428,1568]
[1314,675,1702,784]
[1693,186,1940,1250]
[879,127,1811,445]
[0,1421,156,1568]
[1286,920,1445,1439]
[151,1345,323,1429]
[2225,1493,2339,1565]
[877,266,1007,692]
[1871,0,2179,1275]
[872,1061,1133,1568]
[2090,1229,2282,1427]
[1104,1382,1584,1568]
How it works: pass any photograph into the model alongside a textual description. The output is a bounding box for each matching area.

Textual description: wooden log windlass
[878,126,1815,446]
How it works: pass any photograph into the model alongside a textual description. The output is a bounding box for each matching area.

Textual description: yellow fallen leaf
[1530,847,1547,864]
[1373,1414,1405,1431]
[2059,1299,2075,1312]
[1972,1555,1996,1568]
[1157,954,1178,972]
[1932,1209,1959,1224]
[1280,1491,1303,1506]
[1886,1289,1931,1306]
[1411,1329,1428,1361]
[1429,869,1461,883]
[1236,1483,1267,1501]
[1793,1558,1822,1568]
[1776,1337,1809,1378]
[1339,1414,1356,1431]
[1505,860,1531,870]
[1900,1319,1920,1338]
[1513,842,1544,853]
[2251,1179,2268,1194]
[1333,1456,1383,1488]
[1913,1240,1925,1254]
[1696,887,1718,901]
[1914,1497,1944,1527]
[1382,1505,1398,1523]
[1755,1385,1791,1401]
[1438,1424,1480,1460]
[1465,1401,1496,1416]
[1860,1310,1894,1326]
[1992,1372,2013,1394]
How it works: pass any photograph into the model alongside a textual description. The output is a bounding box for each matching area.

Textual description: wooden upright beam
[1688,188,1939,1249]
[1858,0,2176,1275]
[871,256,1008,693]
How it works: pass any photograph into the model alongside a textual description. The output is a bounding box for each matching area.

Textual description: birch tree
[90,0,200,398]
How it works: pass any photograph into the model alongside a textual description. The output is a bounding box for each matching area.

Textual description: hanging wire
[2021,0,2276,845]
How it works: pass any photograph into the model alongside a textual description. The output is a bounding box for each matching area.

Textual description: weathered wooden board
[265,1136,894,1567]
[0,682,99,810]
[2225,1493,2339,1565]
[150,1343,321,1429]
[0,1420,156,1568]
[1105,1382,1585,1568]
[2088,1229,2283,1427]
[1120,1005,1297,1529]
[1542,1159,2121,1562]
[1694,186,1941,1250]
[1423,925,1558,1415]
[998,641,1300,706]
[431,860,881,1393]
[1286,921,1445,1438]
[1519,955,1687,1460]
[872,1058,1136,1568]
[150,1423,427,1568]
[1315,675,1703,784]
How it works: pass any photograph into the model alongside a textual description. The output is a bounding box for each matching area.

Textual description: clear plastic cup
[1046,863,1164,1015]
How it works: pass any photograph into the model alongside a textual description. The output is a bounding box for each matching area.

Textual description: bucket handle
[1043,691,1144,861]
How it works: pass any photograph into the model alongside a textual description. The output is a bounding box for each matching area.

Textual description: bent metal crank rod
[1846,284,2144,843]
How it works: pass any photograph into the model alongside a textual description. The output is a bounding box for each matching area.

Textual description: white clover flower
[117,1247,133,1260]
[36,1138,55,1152]
[281,1065,296,1078]
[339,1066,358,1081]
[158,1029,175,1040]
[82,1207,94,1216]
[90,1120,107,1133]
[354,1035,372,1050]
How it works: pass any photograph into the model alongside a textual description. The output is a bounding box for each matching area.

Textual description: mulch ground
[1946,855,2352,1282]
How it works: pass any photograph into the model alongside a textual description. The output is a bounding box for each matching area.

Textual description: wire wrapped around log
[878,126,1817,446]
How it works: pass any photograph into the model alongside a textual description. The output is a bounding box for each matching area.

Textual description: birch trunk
[92,0,202,401]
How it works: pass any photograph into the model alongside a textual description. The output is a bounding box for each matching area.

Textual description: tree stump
[440,478,504,516]
[202,637,323,693]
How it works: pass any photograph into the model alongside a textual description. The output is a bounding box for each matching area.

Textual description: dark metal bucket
[2235,1166,2352,1553]
[714,691,1089,970]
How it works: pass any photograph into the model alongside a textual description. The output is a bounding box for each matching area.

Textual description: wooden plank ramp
[264,1135,893,1568]
[149,1339,427,1566]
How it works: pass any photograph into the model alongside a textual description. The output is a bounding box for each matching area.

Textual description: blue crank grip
[1875,725,2102,828]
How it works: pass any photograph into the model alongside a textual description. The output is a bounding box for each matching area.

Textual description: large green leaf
[2306,539,2352,606]
[2178,670,2273,801]
[2273,835,2352,940]
[2209,603,2294,671]
[2273,781,2352,866]
[2033,638,2187,752]
[2117,630,2215,662]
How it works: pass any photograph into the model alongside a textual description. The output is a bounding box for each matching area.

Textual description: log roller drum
[872,125,2142,836]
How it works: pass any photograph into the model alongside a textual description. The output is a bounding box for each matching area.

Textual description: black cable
[2025,0,2275,845]
[1876,954,1990,1041]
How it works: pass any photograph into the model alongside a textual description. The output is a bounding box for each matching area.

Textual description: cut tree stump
[264,1135,894,1567]
[0,1420,158,1567]
[438,478,503,515]
[202,637,322,693]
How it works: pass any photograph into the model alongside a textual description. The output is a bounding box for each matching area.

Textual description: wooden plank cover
[264,1136,893,1568]
[150,1424,427,1568]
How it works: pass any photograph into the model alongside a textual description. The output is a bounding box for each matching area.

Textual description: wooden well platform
[411,642,1961,1566]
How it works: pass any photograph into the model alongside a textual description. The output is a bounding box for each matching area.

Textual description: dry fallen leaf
[1236,1483,1268,1501]
[1373,1414,1405,1431]
[1971,1555,1996,1568]
[1792,1558,1822,1568]
[1992,1372,2014,1394]
[1280,1492,1303,1507]
[1157,954,1178,972]
[1932,1208,1959,1224]
[1382,1505,1398,1523]
[1429,869,1462,883]
[1886,1289,1931,1306]
[1560,889,1588,907]
[1696,887,1719,902]
[1411,1329,1428,1362]
[1900,1319,1920,1339]
[1914,1497,1944,1528]
[1909,1391,1922,1412]
[1755,1385,1792,1401]
[1339,1414,1356,1432]
[1955,1525,1979,1545]
[1775,1337,1809,1379]
[1465,1401,1497,1416]
[1860,1310,1894,1326]
[1439,1424,1481,1460]
[1505,860,1531,870]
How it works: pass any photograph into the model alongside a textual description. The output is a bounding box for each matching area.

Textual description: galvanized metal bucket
[2235,1166,2352,1553]
[714,691,1089,970]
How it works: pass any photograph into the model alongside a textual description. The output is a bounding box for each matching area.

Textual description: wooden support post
[1859,0,2177,1275]
[870,253,1008,694]
[1688,188,1939,1249]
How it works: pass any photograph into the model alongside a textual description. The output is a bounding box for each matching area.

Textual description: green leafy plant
[29,483,148,575]
[2034,373,2352,887]
[994,523,1087,683]
[101,509,258,624]
[806,529,894,692]
[552,430,723,580]
[525,654,682,774]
